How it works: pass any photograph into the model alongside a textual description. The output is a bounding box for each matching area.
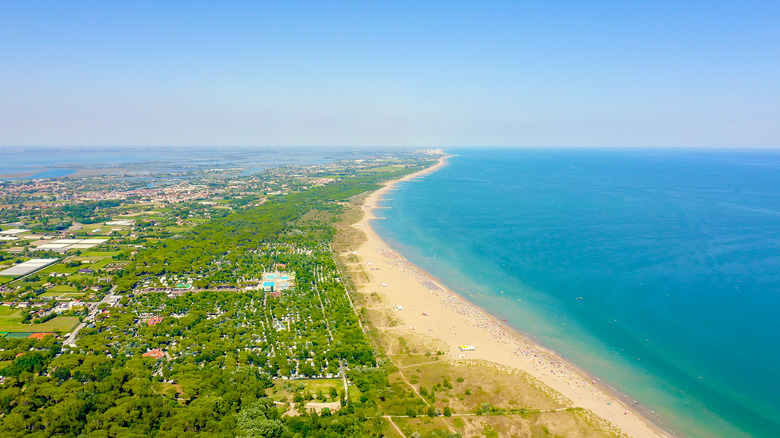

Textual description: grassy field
[89,258,113,270]
[164,226,192,233]
[393,416,456,438]
[70,256,109,262]
[357,165,405,173]
[13,279,46,289]
[0,306,19,317]
[79,223,104,232]
[267,378,344,404]
[39,292,65,298]
[0,307,24,330]
[80,251,122,257]
[59,293,85,299]
[347,382,362,403]
[54,257,114,271]
[39,291,85,300]
[300,378,342,393]
[41,264,80,274]
[48,285,78,292]
[159,382,184,399]
[134,214,166,221]
[0,315,80,333]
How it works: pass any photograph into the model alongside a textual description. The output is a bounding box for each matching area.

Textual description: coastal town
[0,153,428,339]
[0,150,659,438]
[0,152,440,436]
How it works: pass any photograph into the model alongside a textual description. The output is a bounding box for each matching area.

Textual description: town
[0,151,439,437]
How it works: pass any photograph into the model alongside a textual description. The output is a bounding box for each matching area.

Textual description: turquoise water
[374,148,780,438]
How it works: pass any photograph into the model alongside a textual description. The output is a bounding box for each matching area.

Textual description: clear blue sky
[1,1,777,147]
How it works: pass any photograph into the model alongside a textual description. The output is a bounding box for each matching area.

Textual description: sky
[1,1,778,148]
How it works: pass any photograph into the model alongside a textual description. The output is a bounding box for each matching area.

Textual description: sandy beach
[350,155,672,438]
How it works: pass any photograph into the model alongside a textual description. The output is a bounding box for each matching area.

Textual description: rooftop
[0,258,59,276]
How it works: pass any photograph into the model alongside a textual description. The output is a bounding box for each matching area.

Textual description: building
[142,348,165,359]
[0,258,58,277]
[105,220,135,226]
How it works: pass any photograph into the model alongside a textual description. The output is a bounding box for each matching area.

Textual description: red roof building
[142,348,165,359]
[147,316,163,326]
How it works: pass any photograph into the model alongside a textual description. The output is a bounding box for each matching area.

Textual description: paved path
[64,288,118,347]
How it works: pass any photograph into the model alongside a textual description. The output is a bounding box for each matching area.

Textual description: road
[63,287,119,347]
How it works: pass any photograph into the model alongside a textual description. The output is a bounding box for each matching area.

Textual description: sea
[373,148,780,438]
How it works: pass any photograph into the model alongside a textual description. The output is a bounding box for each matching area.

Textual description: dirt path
[383,416,407,437]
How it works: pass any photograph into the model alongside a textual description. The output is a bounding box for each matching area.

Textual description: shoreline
[351,154,673,438]
[0,171,38,179]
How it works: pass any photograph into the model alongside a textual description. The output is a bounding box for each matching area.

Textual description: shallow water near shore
[374,148,780,438]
